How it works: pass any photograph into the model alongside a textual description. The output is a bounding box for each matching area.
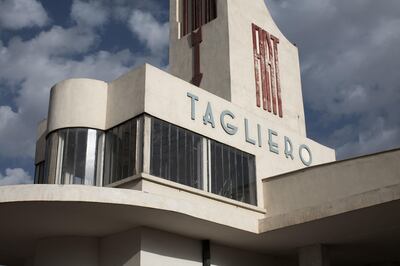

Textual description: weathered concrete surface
[262,149,400,217]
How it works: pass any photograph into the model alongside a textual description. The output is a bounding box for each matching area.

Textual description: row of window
[181,0,217,37]
[36,116,257,205]
[149,118,257,205]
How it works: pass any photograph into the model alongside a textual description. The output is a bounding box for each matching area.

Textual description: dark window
[103,118,140,185]
[181,0,217,37]
[34,162,45,184]
[150,118,203,189]
[210,140,257,205]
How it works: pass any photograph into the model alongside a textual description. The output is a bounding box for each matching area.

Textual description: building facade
[0,0,399,266]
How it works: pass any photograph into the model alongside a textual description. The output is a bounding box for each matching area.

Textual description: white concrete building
[0,0,399,265]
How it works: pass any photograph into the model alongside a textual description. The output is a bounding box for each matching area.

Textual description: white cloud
[0,106,34,157]
[266,0,400,159]
[0,0,49,30]
[128,10,169,55]
[0,19,163,159]
[71,0,109,28]
[0,168,32,186]
[0,0,169,164]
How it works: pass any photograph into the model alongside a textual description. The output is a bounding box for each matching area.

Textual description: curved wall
[47,79,108,133]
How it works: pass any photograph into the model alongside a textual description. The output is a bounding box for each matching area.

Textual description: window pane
[229,148,237,200]
[44,128,103,186]
[121,123,130,178]
[83,129,97,185]
[248,155,257,205]
[193,135,202,189]
[185,133,193,186]
[151,119,162,177]
[44,132,59,184]
[34,162,45,184]
[103,118,139,185]
[150,118,203,190]
[210,140,257,205]
[74,129,88,184]
[161,122,170,179]
[214,143,223,195]
[242,155,249,204]
[236,152,243,201]
[170,126,178,183]
[178,128,186,184]
[129,120,137,176]
[61,129,76,184]
[222,145,230,197]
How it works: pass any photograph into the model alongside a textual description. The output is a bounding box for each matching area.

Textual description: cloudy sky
[0,0,399,185]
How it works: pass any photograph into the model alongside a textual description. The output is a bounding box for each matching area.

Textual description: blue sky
[0,0,399,185]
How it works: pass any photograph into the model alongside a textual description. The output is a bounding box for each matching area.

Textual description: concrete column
[299,244,330,266]
[142,115,152,174]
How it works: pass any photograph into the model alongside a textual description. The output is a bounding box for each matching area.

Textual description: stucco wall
[141,228,203,266]
[47,79,108,132]
[263,149,400,216]
[34,237,98,266]
[100,228,141,266]
[106,65,146,129]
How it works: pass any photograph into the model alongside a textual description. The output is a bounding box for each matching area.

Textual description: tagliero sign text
[187,92,313,166]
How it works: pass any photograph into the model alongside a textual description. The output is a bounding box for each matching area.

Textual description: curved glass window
[44,128,104,185]
[34,161,45,184]
[103,117,142,185]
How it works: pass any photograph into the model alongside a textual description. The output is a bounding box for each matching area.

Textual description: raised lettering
[268,129,279,154]
[203,102,216,128]
[220,110,238,135]
[299,144,312,166]
[187,92,199,120]
[284,136,294,160]
[245,119,256,145]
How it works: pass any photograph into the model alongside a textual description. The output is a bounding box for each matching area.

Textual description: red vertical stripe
[259,30,268,110]
[266,34,277,115]
[272,35,283,117]
[263,30,272,112]
[252,24,261,108]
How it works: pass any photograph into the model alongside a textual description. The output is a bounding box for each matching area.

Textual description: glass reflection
[44,128,104,185]
[210,140,257,205]
[150,118,203,189]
